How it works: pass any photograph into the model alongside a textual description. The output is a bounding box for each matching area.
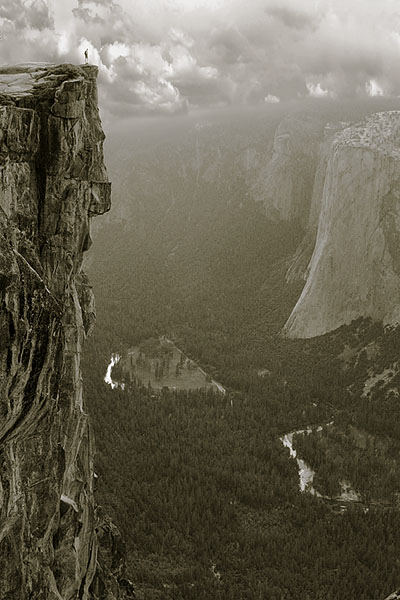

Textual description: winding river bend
[280,428,323,496]
[280,424,360,503]
[104,354,124,390]
[104,356,360,505]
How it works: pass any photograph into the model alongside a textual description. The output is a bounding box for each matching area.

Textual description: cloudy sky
[2,0,400,118]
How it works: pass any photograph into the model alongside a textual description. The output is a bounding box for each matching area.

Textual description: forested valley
[83,102,400,599]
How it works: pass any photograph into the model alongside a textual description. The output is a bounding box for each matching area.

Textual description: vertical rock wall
[0,64,124,599]
[285,121,349,283]
[284,112,400,338]
[253,116,324,224]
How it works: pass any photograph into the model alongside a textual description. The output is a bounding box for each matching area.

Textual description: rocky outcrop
[0,63,127,599]
[284,111,400,338]
[91,512,135,600]
[253,116,324,224]
[383,591,400,600]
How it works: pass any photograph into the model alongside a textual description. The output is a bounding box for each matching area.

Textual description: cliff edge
[0,64,133,599]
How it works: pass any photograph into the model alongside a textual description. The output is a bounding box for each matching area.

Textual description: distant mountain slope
[252,115,324,223]
[285,111,400,338]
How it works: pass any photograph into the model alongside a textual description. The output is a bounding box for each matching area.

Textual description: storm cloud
[1,0,400,117]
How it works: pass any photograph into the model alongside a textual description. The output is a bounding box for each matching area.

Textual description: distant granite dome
[337,111,400,157]
[284,111,400,338]
[0,64,133,599]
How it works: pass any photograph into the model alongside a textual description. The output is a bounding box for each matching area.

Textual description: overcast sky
[2,0,400,119]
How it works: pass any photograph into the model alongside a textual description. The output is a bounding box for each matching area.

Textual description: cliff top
[337,111,400,159]
[0,63,98,102]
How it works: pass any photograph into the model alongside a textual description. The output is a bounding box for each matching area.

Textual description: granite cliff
[0,64,133,599]
[253,116,324,224]
[285,120,350,283]
[284,111,400,338]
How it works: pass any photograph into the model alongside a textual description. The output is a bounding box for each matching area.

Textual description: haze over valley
[84,96,400,599]
[2,1,400,599]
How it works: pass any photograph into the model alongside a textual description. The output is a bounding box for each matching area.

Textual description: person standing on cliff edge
[84,49,88,64]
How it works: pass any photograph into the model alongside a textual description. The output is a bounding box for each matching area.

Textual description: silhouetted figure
[84,49,88,64]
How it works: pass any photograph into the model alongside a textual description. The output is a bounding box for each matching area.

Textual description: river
[280,427,323,496]
[280,423,360,503]
[104,354,124,390]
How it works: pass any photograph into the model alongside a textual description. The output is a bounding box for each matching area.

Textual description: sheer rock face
[254,116,324,224]
[285,121,350,283]
[0,64,117,599]
[284,111,400,338]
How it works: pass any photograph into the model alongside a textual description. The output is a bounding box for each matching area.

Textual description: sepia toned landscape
[2,2,400,599]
